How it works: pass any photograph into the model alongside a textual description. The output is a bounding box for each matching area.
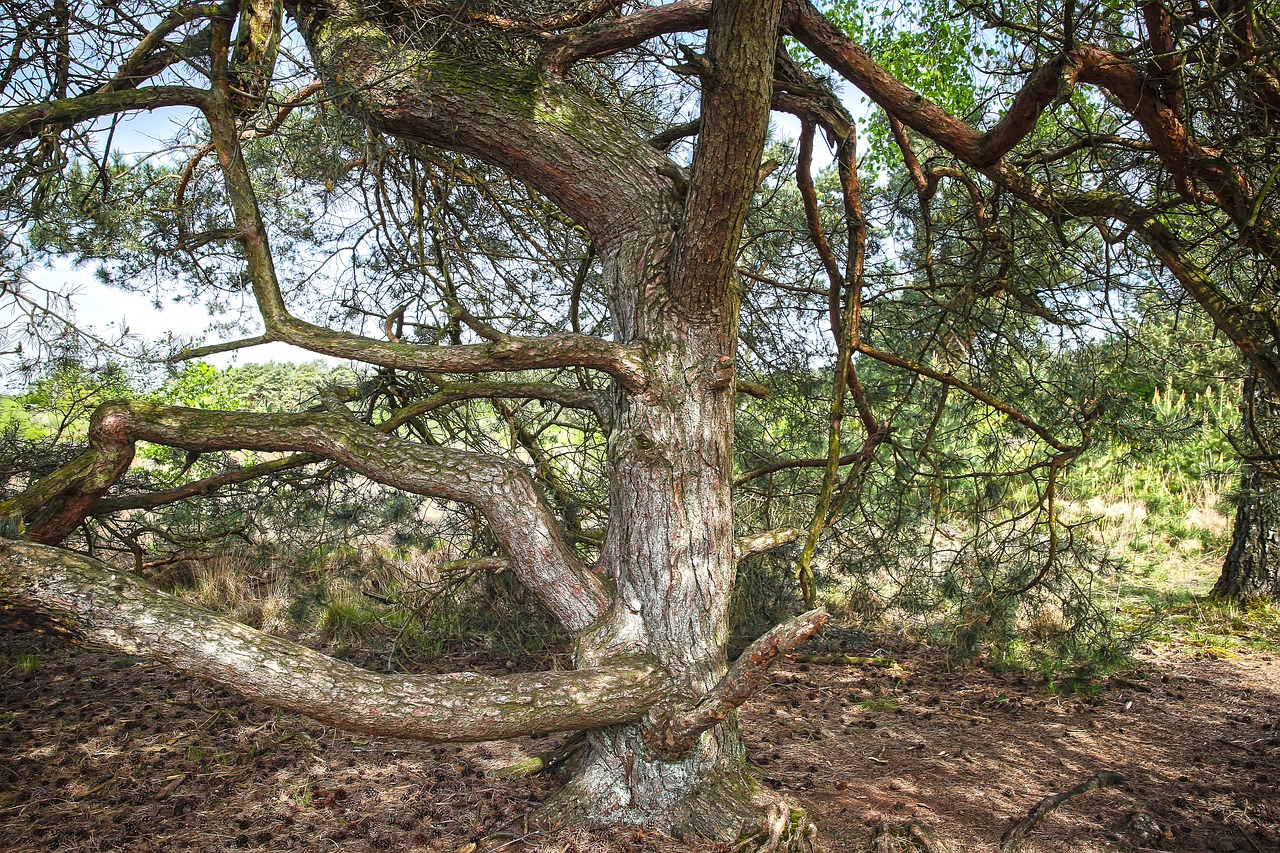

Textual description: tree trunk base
[533,726,820,851]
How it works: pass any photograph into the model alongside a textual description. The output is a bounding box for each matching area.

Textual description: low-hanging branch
[0,400,608,632]
[0,541,663,742]
[981,160,1280,394]
[0,86,211,148]
[82,377,606,532]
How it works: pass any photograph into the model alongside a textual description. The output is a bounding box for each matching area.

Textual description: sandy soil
[1,626,1277,853]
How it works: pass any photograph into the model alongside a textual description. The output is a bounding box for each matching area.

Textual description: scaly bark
[544,0,798,835]
[1214,465,1280,601]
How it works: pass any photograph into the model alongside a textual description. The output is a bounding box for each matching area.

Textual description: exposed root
[999,771,1126,853]
[733,801,822,853]
[527,739,822,852]
[867,820,951,853]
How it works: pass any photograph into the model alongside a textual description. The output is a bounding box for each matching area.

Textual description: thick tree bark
[534,0,798,836]
[277,0,802,840]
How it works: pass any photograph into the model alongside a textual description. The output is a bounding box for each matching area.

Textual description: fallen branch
[491,733,586,779]
[1217,736,1280,754]
[947,711,990,723]
[999,771,1126,853]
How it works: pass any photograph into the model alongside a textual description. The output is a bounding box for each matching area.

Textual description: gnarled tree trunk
[0,0,823,846]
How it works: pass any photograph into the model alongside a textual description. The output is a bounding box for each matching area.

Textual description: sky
[1,102,335,391]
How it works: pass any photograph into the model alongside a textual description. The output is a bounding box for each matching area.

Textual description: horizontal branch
[736,379,772,399]
[734,449,874,487]
[0,86,209,148]
[646,607,828,757]
[386,379,611,430]
[539,0,712,78]
[3,401,608,632]
[90,382,605,520]
[649,118,702,150]
[266,314,650,393]
[0,541,662,741]
[170,334,274,362]
[734,527,802,561]
[94,453,318,514]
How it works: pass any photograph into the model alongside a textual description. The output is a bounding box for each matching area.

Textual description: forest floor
[1,624,1277,853]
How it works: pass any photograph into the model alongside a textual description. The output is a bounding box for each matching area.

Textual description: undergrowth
[165,543,568,670]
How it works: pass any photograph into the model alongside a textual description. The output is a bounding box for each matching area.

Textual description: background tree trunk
[1214,372,1280,601]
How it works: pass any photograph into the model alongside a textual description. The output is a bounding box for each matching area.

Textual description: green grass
[856,696,898,712]
[7,653,44,675]
[1139,591,1280,655]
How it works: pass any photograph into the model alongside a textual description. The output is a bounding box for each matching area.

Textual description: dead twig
[999,771,1125,853]
[151,773,188,800]
[947,711,991,724]
[1218,736,1280,754]
[791,653,901,669]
